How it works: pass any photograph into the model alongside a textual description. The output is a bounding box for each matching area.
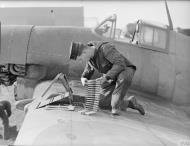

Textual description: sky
[0,1,189,28]
[83,1,190,28]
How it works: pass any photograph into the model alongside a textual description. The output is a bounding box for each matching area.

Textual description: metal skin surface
[2,2,189,146]
[14,81,190,146]
[13,109,165,146]
[14,108,158,146]
[0,2,190,104]
[1,15,190,106]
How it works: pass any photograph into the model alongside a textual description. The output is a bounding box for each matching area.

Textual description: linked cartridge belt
[85,79,101,113]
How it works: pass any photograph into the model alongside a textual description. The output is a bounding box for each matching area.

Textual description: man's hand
[81,77,88,86]
[101,76,113,89]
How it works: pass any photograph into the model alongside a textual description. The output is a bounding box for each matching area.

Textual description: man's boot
[127,96,145,115]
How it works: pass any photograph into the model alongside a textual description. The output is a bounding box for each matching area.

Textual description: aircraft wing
[14,80,190,146]
[14,107,162,146]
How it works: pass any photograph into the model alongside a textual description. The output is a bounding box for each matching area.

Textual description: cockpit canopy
[94,14,169,53]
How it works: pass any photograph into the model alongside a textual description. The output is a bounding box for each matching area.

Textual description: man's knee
[0,107,9,126]
[117,68,135,87]
[0,101,11,117]
[99,94,112,109]
[0,101,11,125]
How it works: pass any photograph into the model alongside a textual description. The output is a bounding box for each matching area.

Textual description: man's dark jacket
[81,41,136,80]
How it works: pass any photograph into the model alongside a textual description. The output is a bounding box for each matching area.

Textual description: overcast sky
[0,1,189,28]
[83,1,190,28]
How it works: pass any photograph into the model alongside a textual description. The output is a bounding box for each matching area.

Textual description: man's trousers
[99,67,135,109]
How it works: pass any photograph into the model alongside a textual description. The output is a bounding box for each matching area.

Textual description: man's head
[69,41,95,62]
[69,42,83,60]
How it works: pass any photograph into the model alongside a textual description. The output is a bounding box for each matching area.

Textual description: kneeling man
[69,41,145,115]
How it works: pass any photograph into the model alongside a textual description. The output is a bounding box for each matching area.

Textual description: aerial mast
[165,0,173,30]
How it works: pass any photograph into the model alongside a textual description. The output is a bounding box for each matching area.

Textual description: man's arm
[103,43,126,80]
[81,62,95,80]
